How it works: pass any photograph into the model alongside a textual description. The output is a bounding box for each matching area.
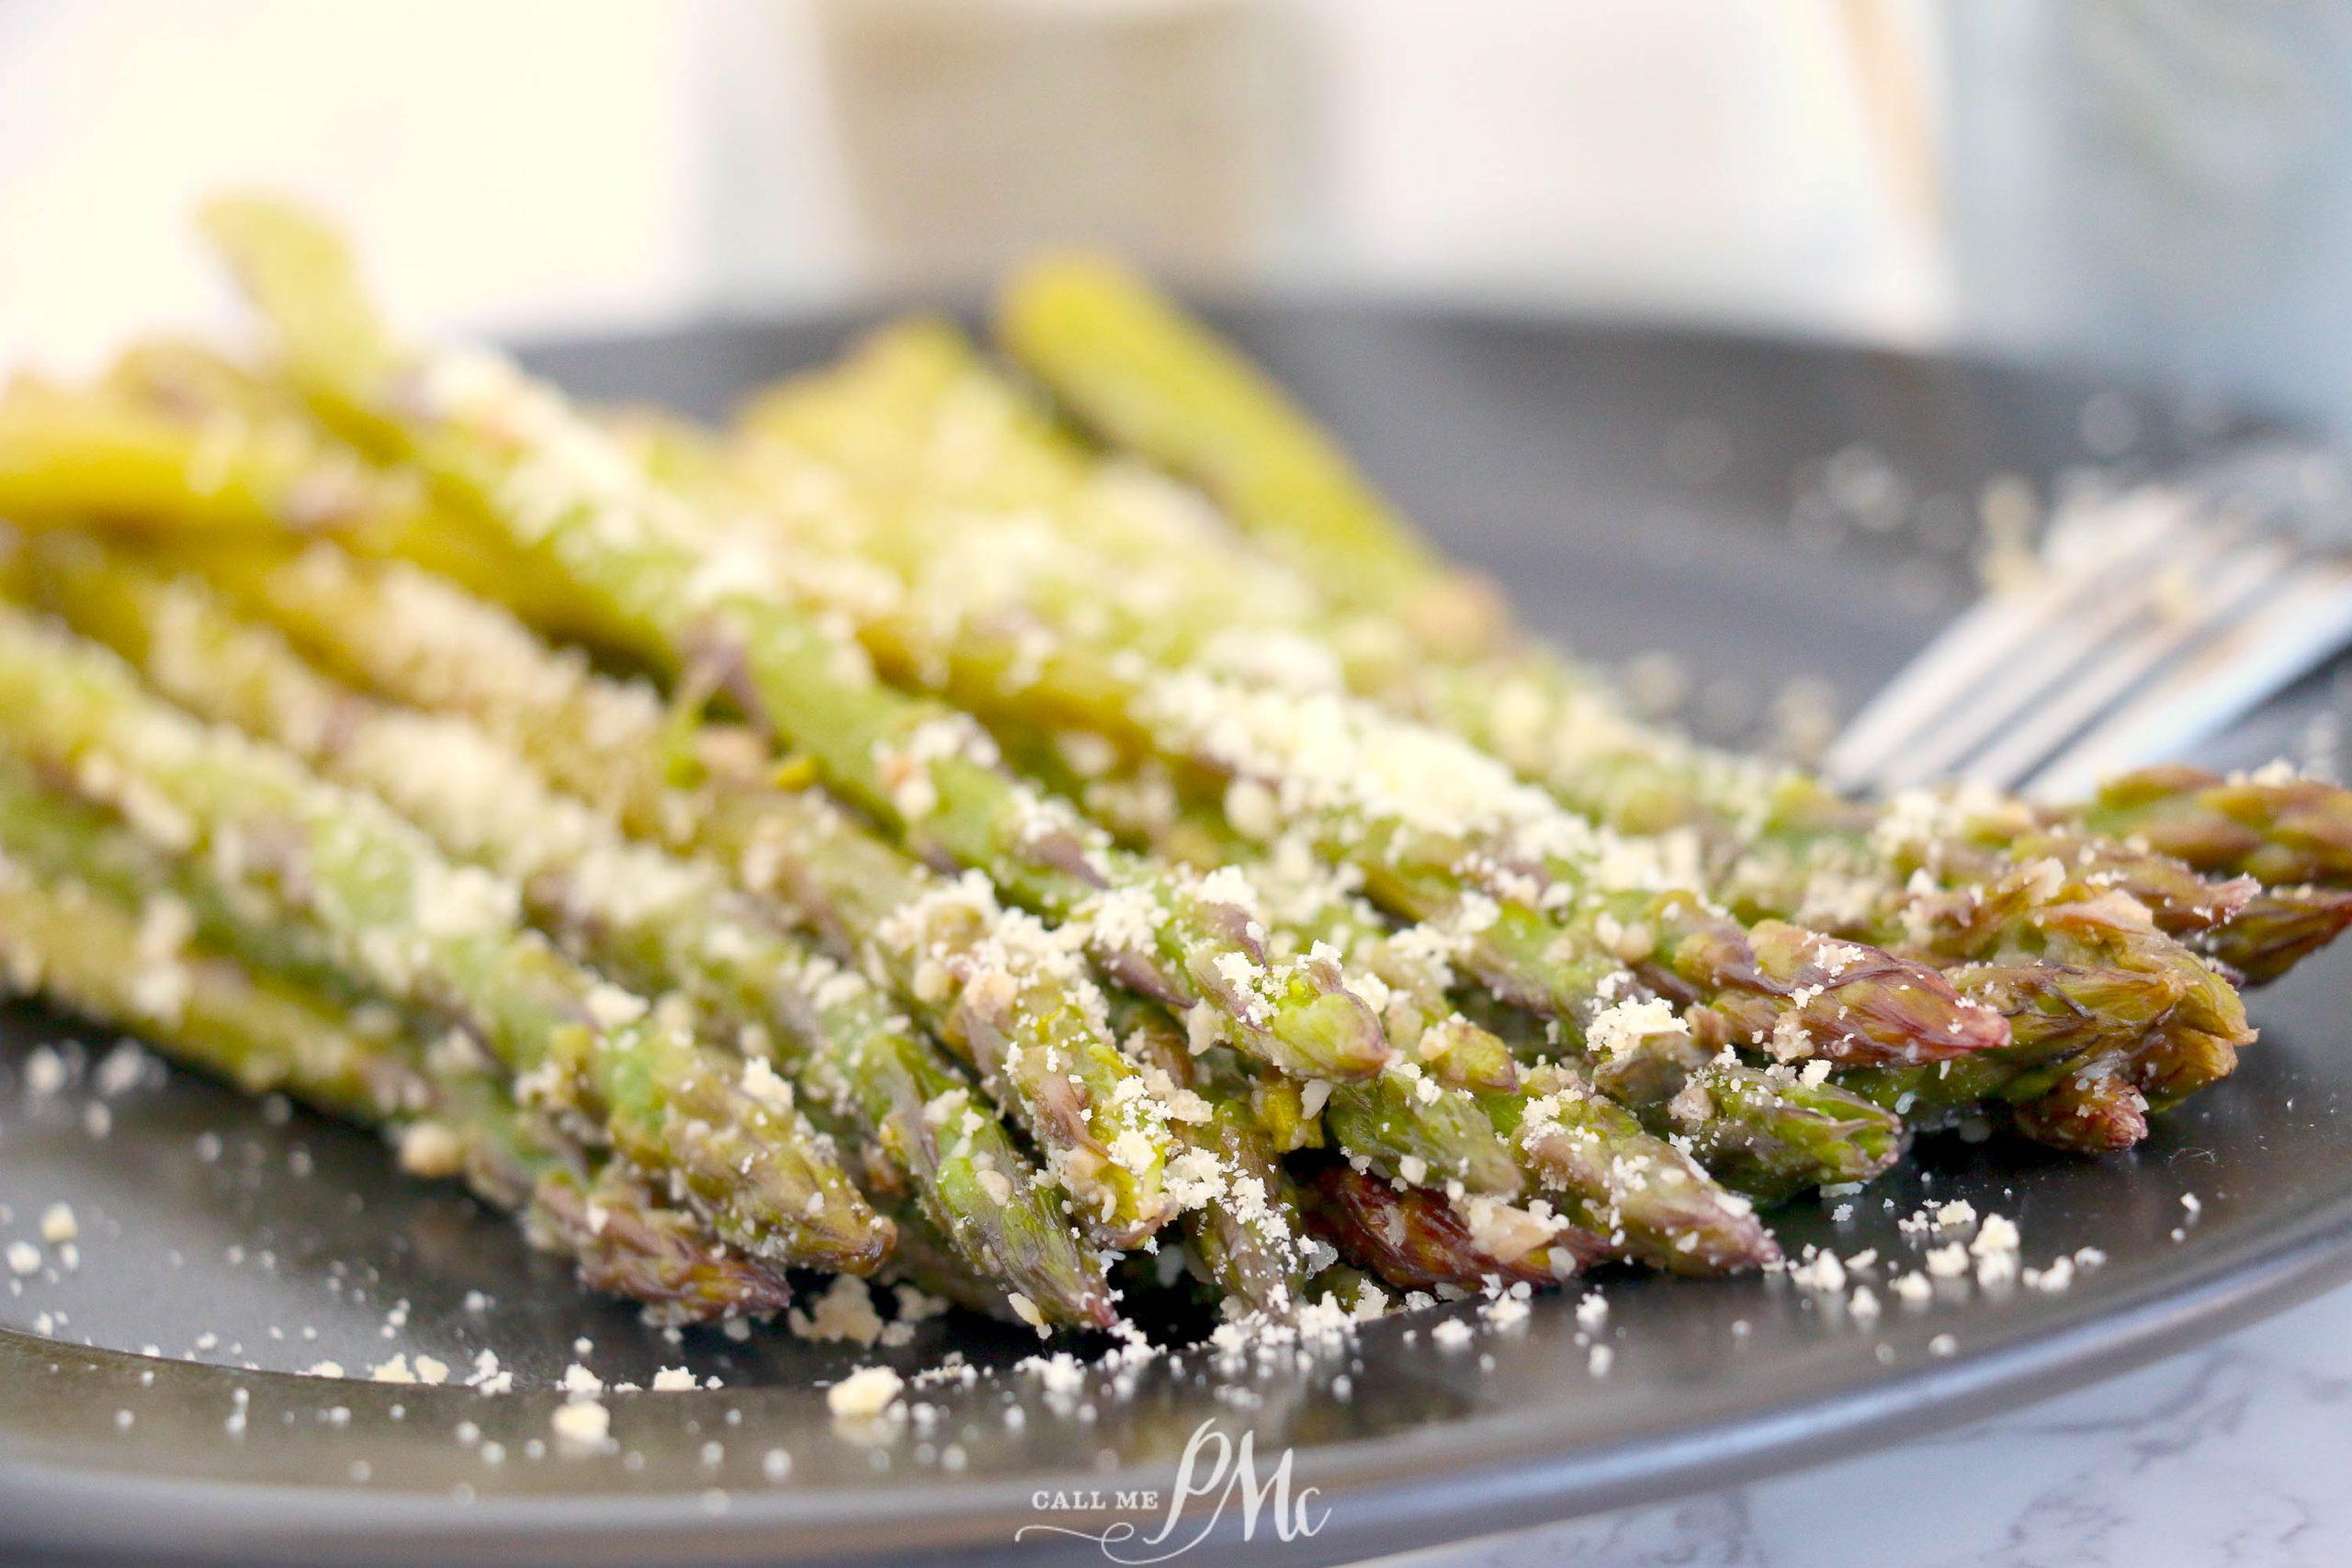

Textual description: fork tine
[1959,537,2306,793]
[1827,441,2352,803]
[1821,591,2078,790]
[1821,488,2199,791]
[2026,561,2352,802]
[1853,526,2239,799]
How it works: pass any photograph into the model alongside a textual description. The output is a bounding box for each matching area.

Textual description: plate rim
[3,1145,2347,1567]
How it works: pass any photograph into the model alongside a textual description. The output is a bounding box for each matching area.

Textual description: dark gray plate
[0,306,2345,1568]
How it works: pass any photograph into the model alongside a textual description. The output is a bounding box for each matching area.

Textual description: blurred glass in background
[0,0,2346,437]
[1944,1,2352,434]
[808,0,1291,286]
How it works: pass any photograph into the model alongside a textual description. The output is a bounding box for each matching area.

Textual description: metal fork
[1821,443,2352,803]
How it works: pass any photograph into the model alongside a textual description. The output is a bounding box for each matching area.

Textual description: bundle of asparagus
[0,198,2341,1338]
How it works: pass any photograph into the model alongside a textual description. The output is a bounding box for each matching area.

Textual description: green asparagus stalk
[971,693,1905,1216]
[1991,953,2244,1156]
[2007,1053,2153,1154]
[1639,1063,1905,1207]
[96,215,1749,1279]
[221,528,1792,1265]
[96,341,2314,1029]
[0,376,413,537]
[231,547,1658,1294]
[997,253,1509,660]
[199,195,1390,1089]
[4,356,584,638]
[237,544,1550,1191]
[0,741,364,1006]
[739,342,2238,1190]
[983,265,2302,1150]
[2075,763,2352,891]
[1945,865,2252,1129]
[753,319,2333,1010]
[693,480,1918,1207]
[989,259,2343,993]
[0,837,789,1321]
[1797,789,2352,985]
[68,317,1976,1210]
[405,1046,802,1324]
[187,543,1788,1227]
[1020,721,1915,1207]
[527,1160,795,1324]
[1322,1066,1528,1197]
[154,539,1190,1261]
[725,331,2018,1080]
[1299,1162,1605,1293]
[1114,898,1788,1266]
[987,257,1855,859]
[1481,1063,1780,1273]
[30,540,1123,1324]
[1109,994,1315,1316]
[1834,959,2188,1116]
[0,846,415,1123]
[2204,884,2352,985]
[0,597,888,1274]
[200,539,1592,1302]
[172,543,1430,1315]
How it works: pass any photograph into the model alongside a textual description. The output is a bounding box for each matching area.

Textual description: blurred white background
[2,0,2347,431]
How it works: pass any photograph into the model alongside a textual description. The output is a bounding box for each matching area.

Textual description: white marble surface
[1382,1282,2352,1568]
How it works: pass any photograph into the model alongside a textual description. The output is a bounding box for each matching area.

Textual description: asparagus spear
[1792,787,2352,983]
[1025,728,1873,1175]
[182,541,1453,1305]
[528,1160,795,1324]
[62,319,2018,1199]
[0,740,364,1005]
[0,845,414,1123]
[989,256,1840,841]
[1835,960,2188,1117]
[2204,884,2352,986]
[2007,1053,2153,1155]
[1973,869,2252,1125]
[199,196,1389,1089]
[1299,1162,1605,1293]
[666,456,1922,1208]
[203,541,1636,1200]
[997,253,1508,660]
[734,331,2255,1186]
[990,259,2320,931]
[0,838,788,1321]
[157,540,1191,1256]
[1109,994,1316,1316]
[767,318,2338,992]
[2075,763,2352,891]
[755,316,2331,1139]
[0,598,888,1274]
[122,333,2326,1014]
[148,541,1578,1200]
[897,513,2007,1074]
[235,561,1651,1297]
[174,543,1588,1298]
[396,1039,802,1324]
[0,375,414,538]
[1482,1063,1779,1274]
[982,267,2305,1144]
[0,742,816,1317]
[175,543,1800,1266]
[31,540,1124,1324]
[723,331,2022,1081]
[5,357,585,635]
[1019,720,1919,1205]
